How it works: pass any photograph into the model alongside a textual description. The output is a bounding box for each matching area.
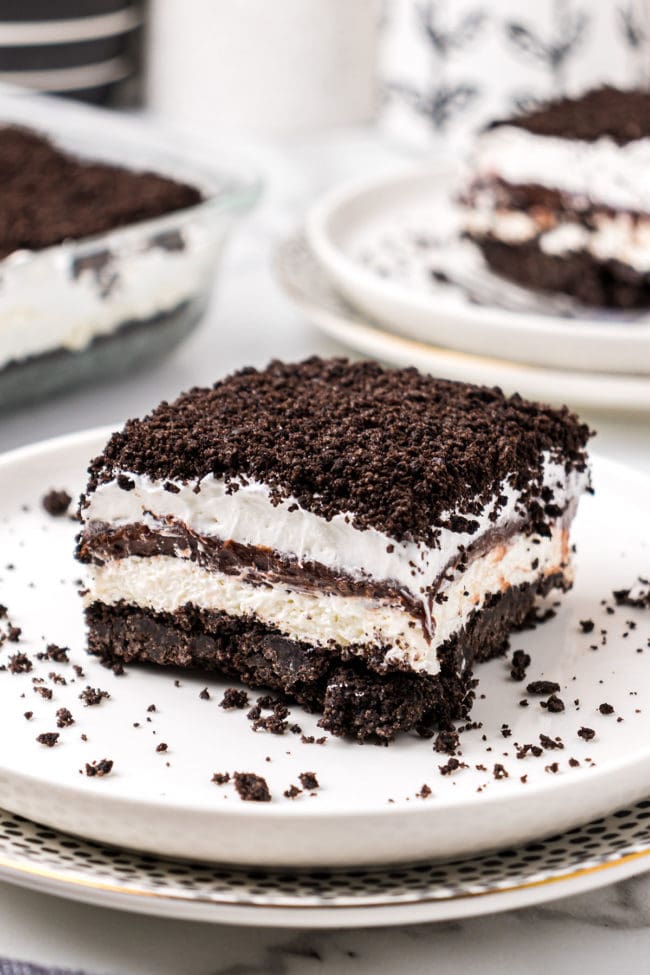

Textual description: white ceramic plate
[1,802,650,926]
[306,168,650,375]
[275,234,650,413]
[0,430,649,869]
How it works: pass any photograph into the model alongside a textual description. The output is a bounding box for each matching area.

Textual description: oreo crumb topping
[542,694,565,713]
[42,489,72,516]
[578,726,596,741]
[42,644,70,663]
[233,772,272,802]
[510,649,531,681]
[220,688,250,710]
[85,759,113,777]
[540,733,564,750]
[212,772,230,785]
[599,702,614,715]
[299,771,319,791]
[284,784,302,799]
[36,732,59,747]
[85,358,590,547]
[434,729,460,754]
[494,86,650,145]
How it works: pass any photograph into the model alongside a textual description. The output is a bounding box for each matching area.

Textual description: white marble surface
[0,126,649,973]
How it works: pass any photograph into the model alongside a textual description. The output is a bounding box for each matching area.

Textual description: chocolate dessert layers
[77,358,591,741]
[461,87,650,307]
[0,125,201,259]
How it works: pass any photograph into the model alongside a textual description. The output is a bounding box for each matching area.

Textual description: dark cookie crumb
[212,772,230,785]
[44,644,70,663]
[545,762,560,774]
[578,726,596,741]
[284,784,302,799]
[33,686,53,700]
[42,489,72,516]
[156,742,168,753]
[56,708,74,728]
[599,702,614,715]
[433,729,460,754]
[542,694,565,713]
[539,733,564,750]
[579,619,595,634]
[233,771,272,802]
[8,653,32,674]
[569,757,580,767]
[220,688,250,710]
[526,680,561,695]
[418,783,432,798]
[79,686,110,706]
[493,763,509,780]
[199,687,210,700]
[85,758,113,777]
[36,732,59,747]
[510,649,531,681]
[299,771,320,791]
[23,711,33,720]
[613,579,650,609]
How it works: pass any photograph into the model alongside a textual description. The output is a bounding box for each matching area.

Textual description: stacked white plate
[275,166,650,412]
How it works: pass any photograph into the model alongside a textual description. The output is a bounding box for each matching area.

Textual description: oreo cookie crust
[78,358,591,741]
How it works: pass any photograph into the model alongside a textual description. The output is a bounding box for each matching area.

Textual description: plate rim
[305,165,650,351]
[274,233,650,412]
[2,426,650,828]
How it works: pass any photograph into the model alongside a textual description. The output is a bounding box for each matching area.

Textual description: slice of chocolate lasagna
[76,358,591,741]
[461,86,650,308]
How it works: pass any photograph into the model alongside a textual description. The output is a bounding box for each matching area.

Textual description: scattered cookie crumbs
[33,686,52,700]
[542,694,565,713]
[493,763,508,780]
[569,758,580,767]
[599,702,614,715]
[578,726,595,741]
[146,704,157,713]
[42,489,71,516]
[252,714,288,735]
[500,723,512,738]
[299,771,320,791]
[579,619,595,634]
[7,626,21,642]
[439,757,463,775]
[85,759,113,777]
[80,734,88,742]
[212,772,230,785]
[36,732,59,747]
[79,686,110,706]
[284,784,302,799]
[526,680,560,695]
[233,772,271,802]
[23,711,32,720]
[516,743,543,759]
[55,708,74,728]
[49,672,67,686]
[73,665,85,679]
[545,762,560,774]
[156,742,168,753]
[220,688,250,710]
[510,649,531,681]
[520,775,528,784]
[539,733,564,750]
[44,644,69,663]
[417,784,432,799]
[434,729,459,754]
[8,653,31,674]
[199,687,210,700]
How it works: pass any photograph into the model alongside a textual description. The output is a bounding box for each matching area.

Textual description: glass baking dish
[0,89,261,410]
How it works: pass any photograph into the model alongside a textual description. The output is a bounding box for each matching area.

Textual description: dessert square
[461,86,650,308]
[76,358,591,741]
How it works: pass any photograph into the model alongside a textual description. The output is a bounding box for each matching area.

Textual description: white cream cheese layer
[463,201,650,272]
[85,522,570,675]
[464,205,650,272]
[0,215,216,370]
[83,456,586,612]
[472,125,650,212]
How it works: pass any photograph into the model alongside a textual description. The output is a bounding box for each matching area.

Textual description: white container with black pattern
[380,0,650,151]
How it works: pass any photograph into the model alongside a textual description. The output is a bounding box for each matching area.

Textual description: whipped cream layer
[472,125,650,212]
[83,456,586,616]
[0,213,217,371]
[464,204,650,272]
[85,521,570,675]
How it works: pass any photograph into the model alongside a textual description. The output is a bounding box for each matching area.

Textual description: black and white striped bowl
[0,1,141,103]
